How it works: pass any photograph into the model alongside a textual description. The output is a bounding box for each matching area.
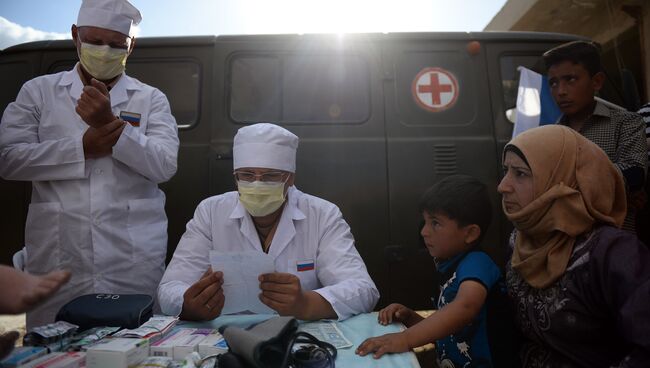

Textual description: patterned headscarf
[504,125,626,288]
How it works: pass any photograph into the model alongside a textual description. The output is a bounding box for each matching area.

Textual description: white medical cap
[233,123,299,173]
[77,0,142,36]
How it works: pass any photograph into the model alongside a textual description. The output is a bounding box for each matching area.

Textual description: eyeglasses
[233,170,288,183]
[79,36,132,50]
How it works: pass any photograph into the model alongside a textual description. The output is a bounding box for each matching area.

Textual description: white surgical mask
[237,180,286,217]
[78,42,128,80]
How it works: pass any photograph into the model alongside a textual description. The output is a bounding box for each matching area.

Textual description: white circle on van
[412,67,459,112]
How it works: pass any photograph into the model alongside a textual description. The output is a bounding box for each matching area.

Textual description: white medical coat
[0,64,179,329]
[158,186,379,320]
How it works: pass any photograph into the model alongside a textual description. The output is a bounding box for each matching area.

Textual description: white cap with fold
[76,0,142,36]
[233,123,299,173]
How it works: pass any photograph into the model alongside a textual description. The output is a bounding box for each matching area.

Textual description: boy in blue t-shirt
[356,175,502,368]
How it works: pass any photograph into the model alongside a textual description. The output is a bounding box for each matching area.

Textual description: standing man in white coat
[0,0,179,329]
[158,123,378,321]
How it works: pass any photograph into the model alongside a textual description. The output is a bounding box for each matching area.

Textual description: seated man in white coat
[158,123,379,321]
[0,0,179,329]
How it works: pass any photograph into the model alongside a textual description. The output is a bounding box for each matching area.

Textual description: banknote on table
[298,321,353,349]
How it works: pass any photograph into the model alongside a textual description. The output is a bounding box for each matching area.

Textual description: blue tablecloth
[180,312,420,368]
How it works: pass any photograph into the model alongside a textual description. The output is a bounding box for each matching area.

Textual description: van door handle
[385,244,430,264]
[384,245,406,264]
[215,152,233,160]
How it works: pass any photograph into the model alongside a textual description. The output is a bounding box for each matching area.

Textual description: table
[181,312,421,368]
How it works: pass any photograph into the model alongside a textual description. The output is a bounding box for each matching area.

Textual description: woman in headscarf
[498,124,650,367]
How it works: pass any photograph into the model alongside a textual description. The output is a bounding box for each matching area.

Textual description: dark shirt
[558,100,647,191]
[506,226,650,368]
[637,102,650,162]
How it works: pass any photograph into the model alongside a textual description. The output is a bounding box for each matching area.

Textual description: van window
[128,61,200,129]
[229,54,370,124]
[0,61,32,113]
[49,60,201,129]
[395,50,475,126]
[499,55,544,110]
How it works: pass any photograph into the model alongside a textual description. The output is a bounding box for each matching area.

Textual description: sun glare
[239,0,396,34]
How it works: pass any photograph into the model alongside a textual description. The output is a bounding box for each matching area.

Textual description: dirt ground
[0,314,25,347]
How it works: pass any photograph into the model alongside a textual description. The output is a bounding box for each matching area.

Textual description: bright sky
[0,0,507,49]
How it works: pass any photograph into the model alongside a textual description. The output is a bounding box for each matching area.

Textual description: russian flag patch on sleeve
[296,260,315,272]
[120,111,141,127]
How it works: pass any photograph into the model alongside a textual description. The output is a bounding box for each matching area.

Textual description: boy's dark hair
[543,40,602,76]
[418,174,492,245]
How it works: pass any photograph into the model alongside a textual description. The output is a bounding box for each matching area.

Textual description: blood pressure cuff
[220,316,298,368]
[55,293,153,332]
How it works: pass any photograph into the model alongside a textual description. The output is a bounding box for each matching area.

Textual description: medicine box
[86,338,148,368]
[149,328,196,358]
[20,352,85,368]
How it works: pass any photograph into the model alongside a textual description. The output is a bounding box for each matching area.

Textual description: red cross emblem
[412,67,459,112]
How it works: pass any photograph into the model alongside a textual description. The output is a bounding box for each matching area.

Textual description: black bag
[55,294,153,332]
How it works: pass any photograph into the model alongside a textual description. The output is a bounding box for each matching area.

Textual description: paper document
[210,250,276,314]
[299,321,353,349]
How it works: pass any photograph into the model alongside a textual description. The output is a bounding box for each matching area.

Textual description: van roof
[1,31,585,53]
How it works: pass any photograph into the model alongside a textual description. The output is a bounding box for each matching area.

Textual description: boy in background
[544,41,647,230]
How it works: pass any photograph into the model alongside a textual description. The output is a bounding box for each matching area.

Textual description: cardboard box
[86,338,148,368]
[21,352,85,368]
[197,332,229,357]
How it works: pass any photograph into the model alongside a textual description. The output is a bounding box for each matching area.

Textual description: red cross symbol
[418,73,453,105]
[412,67,459,112]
